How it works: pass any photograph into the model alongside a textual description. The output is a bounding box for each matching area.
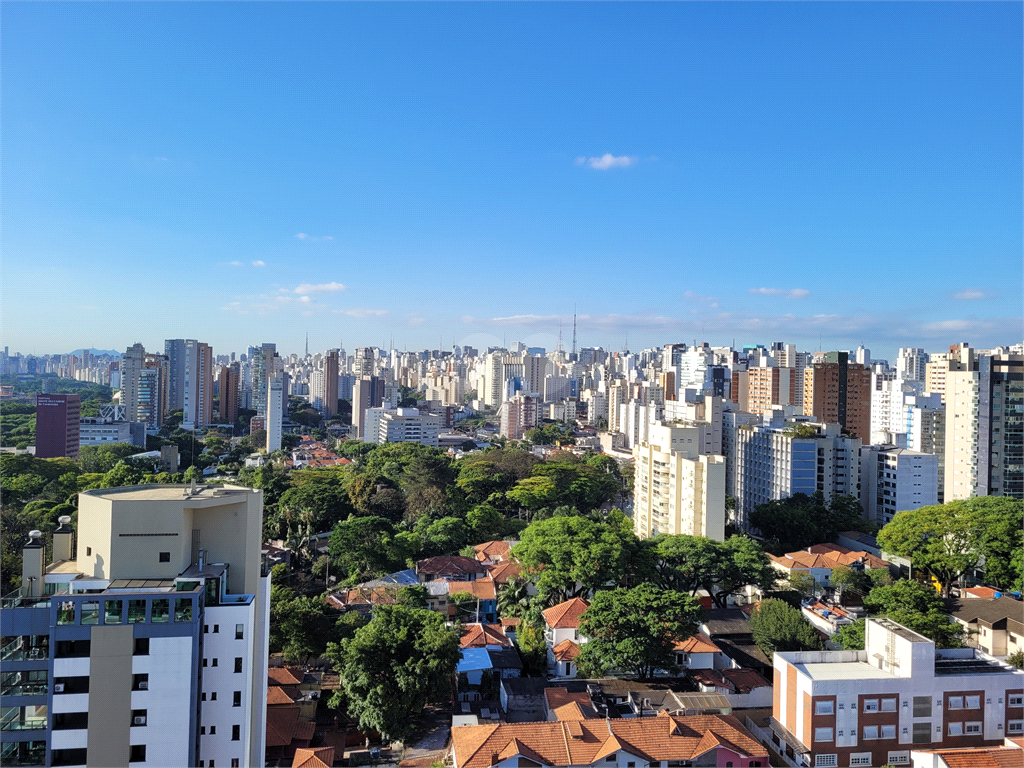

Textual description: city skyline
[3,3,1021,358]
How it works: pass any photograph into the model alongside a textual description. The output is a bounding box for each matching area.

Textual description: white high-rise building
[6,484,270,768]
[266,375,285,452]
[633,422,726,540]
[905,393,945,503]
[895,347,929,383]
[859,444,939,525]
[120,343,147,423]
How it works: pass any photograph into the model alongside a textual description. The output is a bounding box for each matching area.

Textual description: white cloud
[575,154,636,170]
[227,261,243,267]
[749,287,810,299]
[295,233,308,240]
[293,281,347,294]
[332,308,388,318]
[295,233,334,242]
[252,260,266,267]
[954,289,988,300]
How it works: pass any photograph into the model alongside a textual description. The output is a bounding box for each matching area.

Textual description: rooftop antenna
[572,306,577,358]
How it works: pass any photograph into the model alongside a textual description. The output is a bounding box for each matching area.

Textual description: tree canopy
[577,584,703,679]
[750,598,823,657]
[330,605,460,743]
[749,492,872,554]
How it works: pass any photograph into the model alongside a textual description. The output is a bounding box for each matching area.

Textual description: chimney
[53,515,74,563]
[22,530,45,597]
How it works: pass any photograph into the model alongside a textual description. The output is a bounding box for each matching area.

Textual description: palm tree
[498,577,532,619]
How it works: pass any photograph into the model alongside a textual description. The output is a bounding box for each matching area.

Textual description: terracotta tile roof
[269,667,304,686]
[544,687,591,713]
[771,547,888,571]
[543,598,589,629]
[448,580,497,600]
[500,617,521,628]
[450,714,766,768]
[551,701,597,721]
[720,668,772,693]
[417,555,485,578]
[485,561,524,585]
[673,634,721,654]
[292,747,336,768]
[474,540,514,561]
[964,586,1001,599]
[268,686,297,705]
[926,748,1024,768]
[266,706,310,748]
[551,639,581,661]
[461,623,512,648]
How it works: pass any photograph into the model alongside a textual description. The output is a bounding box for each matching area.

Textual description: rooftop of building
[951,596,1024,629]
[81,483,256,502]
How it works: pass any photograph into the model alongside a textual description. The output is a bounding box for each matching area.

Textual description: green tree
[750,492,872,554]
[396,584,428,608]
[330,605,460,743]
[576,584,703,679]
[515,622,548,677]
[329,516,400,582]
[497,577,533,619]
[1008,650,1024,670]
[506,475,558,513]
[862,579,965,648]
[833,618,866,650]
[750,598,823,657]
[788,571,817,598]
[876,499,1014,597]
[513,510,637,601]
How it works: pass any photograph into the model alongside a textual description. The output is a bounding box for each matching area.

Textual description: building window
[210,726,216,735]
[201,693,206,702]
[887,752,910,766]
[912,722,930,744]
[814,728,833,742]
[1010,695,1024,707]
[948,696,963,710]
[863,726,879,740]
[1008,721,1024,734]
[913,696,931,717]
[232,761,239,768]
[234,658,243,673]
[202,658,208,667]
[881,698,897,712]
[850,755,872,766]
[881,725,896,739]
[133,638,149,656]
[214,624,220,633]
[132,674,148,691]
[948,722,963,736]
[965,695,980,709]
[232,724,240,741]
[200,726,206,735]
[211,692,217,701]
[131,709,147,726]
[159,552,170,563]
[965,722,981,735]
[129,745,146,763]
[863,699,879,713]
[814,756,837,767]
[86,547,92,556]
[235,624,244,640]
[211,658,218,667]
[233,690,242,707]
[204,625,209,633]
[815,700,834,716]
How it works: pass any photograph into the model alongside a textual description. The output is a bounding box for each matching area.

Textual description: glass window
[105,600,122,624]
[850,755,872,766]
[913,696,931,717]
[81,602,99,626]
[1008,721,1024,734]
[881,725,896,739]
[912,722,931,744]
[132,674,148,691]
[814,700,834,716]
[881,698,897,712]
[151,600,169,624]
[128,600,147,623]
[965,722,981,735]
[235,624,244,640]
[1011,695,1024,707]
[233,691,241,707]
[965,695,980,709]
[159,552,170,563]
[863,699,879,713]
[814,756,837,767]
[56,601,75,626]
[234,658,243,673]
[948,696,963,710]
[175,599,192,623]
[887,752,910,766]
[948,722,963,736]
[231,724,240,741]
[863,726,879,740]
[814,728,833,742]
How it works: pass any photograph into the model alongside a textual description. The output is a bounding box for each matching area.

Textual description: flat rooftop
[798,661,898,682]
[82,484,253,501]
[873,617,931,643]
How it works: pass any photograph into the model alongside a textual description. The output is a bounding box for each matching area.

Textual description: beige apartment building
[803,352,872,442]
[632,421,726,540]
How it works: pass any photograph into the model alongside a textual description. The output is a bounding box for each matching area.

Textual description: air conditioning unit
[54,684,65,693]
[138,681,148,690]
[134,716,147,725]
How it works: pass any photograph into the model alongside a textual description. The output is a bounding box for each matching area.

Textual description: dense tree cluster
[749,492,874,554]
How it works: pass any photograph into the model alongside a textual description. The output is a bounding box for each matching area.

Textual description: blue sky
[3,2,1021,360]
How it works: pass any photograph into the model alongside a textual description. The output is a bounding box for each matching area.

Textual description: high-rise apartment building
[364,407,441,447]
[164,339,187,412]
[218,362,240,424]
[182,341,214,430]
[859,444,939,526]
[352,376,385,440]
[136,368,164,431]
[1,484,270,768]
[905,393,945,503]
[34,394,81,459]
[945,354,1024,501]
[251,344,277,418]
[353,347,375,378]
[732,365,798,416]
[310,350,339,418]
[632,422,726,540]
[144,354,169,420]
[734,416,861,532]
[266,375,285,452]
[120,344,147,423]
[895,347,929,383]
[804,351,872,441]
[500,394,540,440]
[483,352,504,408]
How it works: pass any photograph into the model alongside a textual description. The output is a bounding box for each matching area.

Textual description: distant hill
[67,348,121,357]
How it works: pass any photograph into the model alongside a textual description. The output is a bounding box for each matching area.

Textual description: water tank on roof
[994,592,1003,599]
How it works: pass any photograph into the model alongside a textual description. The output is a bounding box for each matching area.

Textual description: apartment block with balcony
[770,618,1024,768]
[858,445,939,526]
[0,485,270,768]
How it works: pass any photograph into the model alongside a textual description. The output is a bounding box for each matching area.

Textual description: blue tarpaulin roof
[457,647,494,674]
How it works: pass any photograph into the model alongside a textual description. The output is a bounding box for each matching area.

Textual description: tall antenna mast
[572,306,577,359]
[305,332,309,357]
